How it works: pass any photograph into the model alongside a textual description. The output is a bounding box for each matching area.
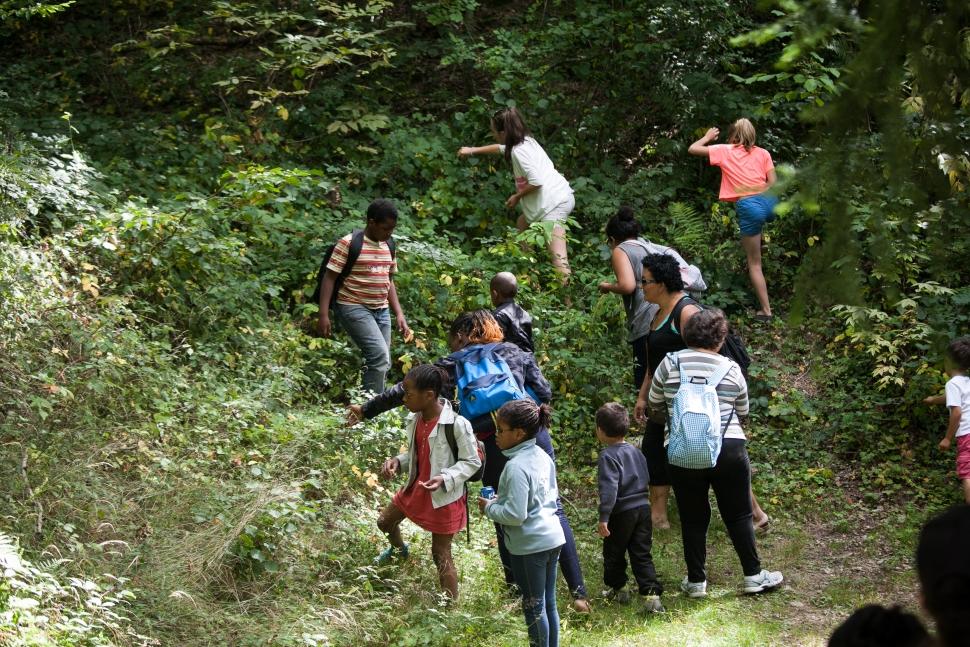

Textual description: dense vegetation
[1,1,968,645]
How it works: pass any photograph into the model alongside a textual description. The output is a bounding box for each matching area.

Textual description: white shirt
[946,375,970,438]
[499,137,573,224]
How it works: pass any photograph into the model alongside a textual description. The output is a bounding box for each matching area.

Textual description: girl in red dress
[375,364,481,600]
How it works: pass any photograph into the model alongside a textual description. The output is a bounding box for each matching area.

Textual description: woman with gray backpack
[646,307,783,597]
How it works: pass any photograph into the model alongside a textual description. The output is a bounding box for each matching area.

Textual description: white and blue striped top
[648,349,749,440]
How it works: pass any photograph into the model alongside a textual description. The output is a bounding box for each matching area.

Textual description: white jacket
[395,399,481,509]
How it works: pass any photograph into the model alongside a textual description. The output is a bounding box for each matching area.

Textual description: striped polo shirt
[648,349,748,440]
[326,234,397,308]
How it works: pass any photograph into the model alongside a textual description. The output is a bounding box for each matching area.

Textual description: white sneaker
[680,577,707,598]
[602,587,631,604]
[743,569,784,594]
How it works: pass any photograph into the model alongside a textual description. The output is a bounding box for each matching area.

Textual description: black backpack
[310,230,396,308]
[442,422,487,545]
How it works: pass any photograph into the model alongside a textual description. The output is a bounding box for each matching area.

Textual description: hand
[397,314,413,342]
[506,193,520,209]
[458,147,474,158]
[381,457,400,479]
[419,475,445,491]
[346,404,364,426]
[634,398,647,423]
[478,496,492,514]
[704,127,720,141]
[317,314,332,337]
[598,281,613,294]
[923,396,934,405]
[940,438,952,451]
[598,522,610,538]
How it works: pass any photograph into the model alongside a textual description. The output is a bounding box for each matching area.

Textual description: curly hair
[449,310,504,346]
[496,399,552,439]
[682,308,728,351]
[642,253,684,293]
[947,336,970,372]
[595,402,630,438]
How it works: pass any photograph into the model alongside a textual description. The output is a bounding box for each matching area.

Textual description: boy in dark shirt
[596,402,664,613]
[490,272,534,354]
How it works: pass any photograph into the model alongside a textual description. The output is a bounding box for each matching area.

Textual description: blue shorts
[735,194,778,236]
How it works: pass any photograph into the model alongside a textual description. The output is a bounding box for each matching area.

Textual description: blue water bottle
[480,486,496,499]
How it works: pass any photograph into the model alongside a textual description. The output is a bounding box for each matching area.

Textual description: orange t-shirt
[708,144,774,202]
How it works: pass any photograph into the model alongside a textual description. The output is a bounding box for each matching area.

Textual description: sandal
[754,314,774,323]
[754,516,770,534]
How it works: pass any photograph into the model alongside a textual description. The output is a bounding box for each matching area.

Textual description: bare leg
[751,488,769,531]
[377,501,407,548]
[962,479,970,504]
[650,485,671,529]
[740,234,771,316]
[431,532,459,600]
[548,224,571,286]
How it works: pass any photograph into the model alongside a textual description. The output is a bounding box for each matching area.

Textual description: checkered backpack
[666,353,736,469]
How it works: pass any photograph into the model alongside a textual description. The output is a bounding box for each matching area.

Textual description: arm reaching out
[688,127,720,157]
[458,144,502,158]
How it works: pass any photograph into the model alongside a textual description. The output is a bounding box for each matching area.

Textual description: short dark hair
[605,206,641,242]
[682,308,728,351]
[491,272,518,300]
[917,505,970,647]
[827,604,928,647]
[595,402,629,438]
[947,336,970,372]
[366,198,398,223]
[641,253,683,292]
[406,364,447,395]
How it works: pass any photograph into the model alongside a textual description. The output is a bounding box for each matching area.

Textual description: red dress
[392,416,467,535]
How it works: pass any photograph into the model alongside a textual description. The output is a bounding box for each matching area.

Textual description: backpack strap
[669,295,697,336]
[707,357,734,388]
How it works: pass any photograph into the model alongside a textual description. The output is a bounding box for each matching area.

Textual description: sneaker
[602,588,631,604]
[680,577,707,598]
[641,594,665,613]
[374,543,409,565]
[743,569,784,594]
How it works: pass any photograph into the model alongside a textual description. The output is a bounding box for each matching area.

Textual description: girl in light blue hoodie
[479,400,565,647]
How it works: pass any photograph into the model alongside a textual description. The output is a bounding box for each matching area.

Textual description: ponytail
[496,400,551,438]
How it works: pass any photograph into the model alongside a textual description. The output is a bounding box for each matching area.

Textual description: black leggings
[642,419,671,486]
[668,438,760,583]
[481,428,588,599]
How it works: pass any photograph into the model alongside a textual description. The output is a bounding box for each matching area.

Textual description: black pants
[668,438,760,583]
[642,419,671,486]
[481,427,588,599]
[602,504,663,595]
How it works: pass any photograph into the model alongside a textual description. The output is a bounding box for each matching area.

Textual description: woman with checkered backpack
[646,307,784,598]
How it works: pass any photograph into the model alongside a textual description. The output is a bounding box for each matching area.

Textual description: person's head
[490,272,518,307]
[917,505,970,647]
[605,206,642,246]
[827,604,929,647]
[402,364,446,414]
[944,336,970,377]
[448,310,505,351]
[727,118,757,151]
[595,402,630,444]
[490,107,530,163]
[641,253,684,302]
[364,199,399,241]
[495,399,552,450]
[683,307,728,352]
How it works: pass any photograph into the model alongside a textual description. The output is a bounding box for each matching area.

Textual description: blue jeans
[482,427,588,599]
[334,303,391,394]
[509,545,562,647]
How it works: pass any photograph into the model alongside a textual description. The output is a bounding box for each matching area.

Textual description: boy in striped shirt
[317,199,411,393]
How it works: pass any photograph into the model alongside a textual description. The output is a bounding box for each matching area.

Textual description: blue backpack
[451,343,527,420]
[666,353,736,469]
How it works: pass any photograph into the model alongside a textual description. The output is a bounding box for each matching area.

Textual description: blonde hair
[727,118,757,151]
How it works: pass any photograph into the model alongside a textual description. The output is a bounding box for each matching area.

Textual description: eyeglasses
[641,279,659,286]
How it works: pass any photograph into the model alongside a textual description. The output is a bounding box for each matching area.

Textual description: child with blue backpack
[480,399,565,647]
[648,307,783,597]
